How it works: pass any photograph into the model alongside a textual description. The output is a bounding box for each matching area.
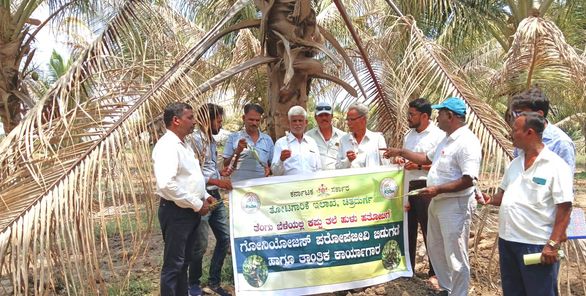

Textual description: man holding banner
[188,104,232,296]
[384,97,481,296]
[336,103,387,169]
[271,106,321,176]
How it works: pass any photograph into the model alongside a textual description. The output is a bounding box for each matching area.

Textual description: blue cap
[431,97,467,116]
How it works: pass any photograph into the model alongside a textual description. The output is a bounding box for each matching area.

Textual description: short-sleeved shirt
[223,130,274,182]
[188,129,219,190]
[402,122,445,184]
[514,123,575,173]
[271,133,321,175]
[305,127,346,170]
[426,126,481,199]
[336,129,388,169]
[498,147,574,244]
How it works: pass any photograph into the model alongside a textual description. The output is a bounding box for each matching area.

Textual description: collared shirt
[402,122,445,184]
[498,147,573,244]
[426,126,481,199]
[152,130,207,210]
[223,129,274,182]
[514,123,576,173]
[271,133,322,176]
[336,129,388,169]
[306,126,346,170]
[188,129,219,190]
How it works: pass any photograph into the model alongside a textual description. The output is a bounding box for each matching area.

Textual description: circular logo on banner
[379,178,399,199]
[241,192,261,214]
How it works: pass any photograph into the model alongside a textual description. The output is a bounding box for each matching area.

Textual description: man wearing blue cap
[384,97,482,296]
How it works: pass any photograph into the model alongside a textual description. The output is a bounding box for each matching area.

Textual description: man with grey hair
[336,103,387,168]
[272,105,321,175]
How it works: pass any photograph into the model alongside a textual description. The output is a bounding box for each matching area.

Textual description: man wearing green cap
[384,97,482,296]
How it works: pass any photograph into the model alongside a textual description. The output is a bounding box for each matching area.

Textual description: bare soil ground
[121,176,586,296]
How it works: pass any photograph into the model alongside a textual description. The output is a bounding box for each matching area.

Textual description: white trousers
[427,195,475,296]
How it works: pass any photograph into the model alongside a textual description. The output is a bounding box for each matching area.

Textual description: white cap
[315,101,333,115]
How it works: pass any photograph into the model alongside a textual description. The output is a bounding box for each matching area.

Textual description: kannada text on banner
[229,166,411,295]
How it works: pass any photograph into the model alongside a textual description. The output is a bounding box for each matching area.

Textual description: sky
[30,5,73,76]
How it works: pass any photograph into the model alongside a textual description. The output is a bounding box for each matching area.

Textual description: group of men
[152,85,575,296]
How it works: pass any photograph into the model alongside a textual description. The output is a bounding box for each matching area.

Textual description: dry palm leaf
[492,16,586,97]
[0,0,253,294]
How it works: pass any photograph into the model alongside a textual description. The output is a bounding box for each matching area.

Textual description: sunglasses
[512,110,523,117]
[316,105,332,111]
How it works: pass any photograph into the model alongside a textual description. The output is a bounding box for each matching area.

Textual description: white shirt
[336,129,388,169]
[271,133,322,175]
[402,122,445,184]
[306,126,346,170]
[498,147,573,244]
[426,126,481,199]
[152,130,208,210]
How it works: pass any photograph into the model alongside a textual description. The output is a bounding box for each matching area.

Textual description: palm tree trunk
[0,39,23,134]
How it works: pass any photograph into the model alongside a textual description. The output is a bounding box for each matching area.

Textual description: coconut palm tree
[1,0,584,294]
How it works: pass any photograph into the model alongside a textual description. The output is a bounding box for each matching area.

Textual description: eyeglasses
[345,115,364,122]
[512,110,523,117]
[316,105,332,111]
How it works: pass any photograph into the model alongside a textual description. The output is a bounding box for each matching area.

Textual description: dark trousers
[159,198,201,296]
[189,189,231,287]
[499,238,560,296]
[407,179,435,277]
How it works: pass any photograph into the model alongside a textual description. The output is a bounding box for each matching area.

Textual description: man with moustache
[399,98,444,287]
[152,102,211,296]
[272,106,321,175]
[481,112,573,296]
[384,97,482,296]
[336,103,387,168]
[223,103,274,181]
[188,104,232,296]
[306,101,346,170]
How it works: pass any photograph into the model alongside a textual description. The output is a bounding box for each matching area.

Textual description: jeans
[407,180,435,277]
[158,198,201,296]
[189,189,231,287]
[499,238,559,296]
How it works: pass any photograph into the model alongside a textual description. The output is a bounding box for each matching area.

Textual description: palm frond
[492,16,586,97]
[0,0,252,294]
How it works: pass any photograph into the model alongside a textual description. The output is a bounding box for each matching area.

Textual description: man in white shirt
[272,106,321,175]
[336,103,387,169]
[400,98,444,285]
[152,102,211,296]
[306,101,346,170]
[481,112,573,296]
[384,97,482,296]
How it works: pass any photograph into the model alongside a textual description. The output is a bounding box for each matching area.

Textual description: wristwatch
[547,239,559,249]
